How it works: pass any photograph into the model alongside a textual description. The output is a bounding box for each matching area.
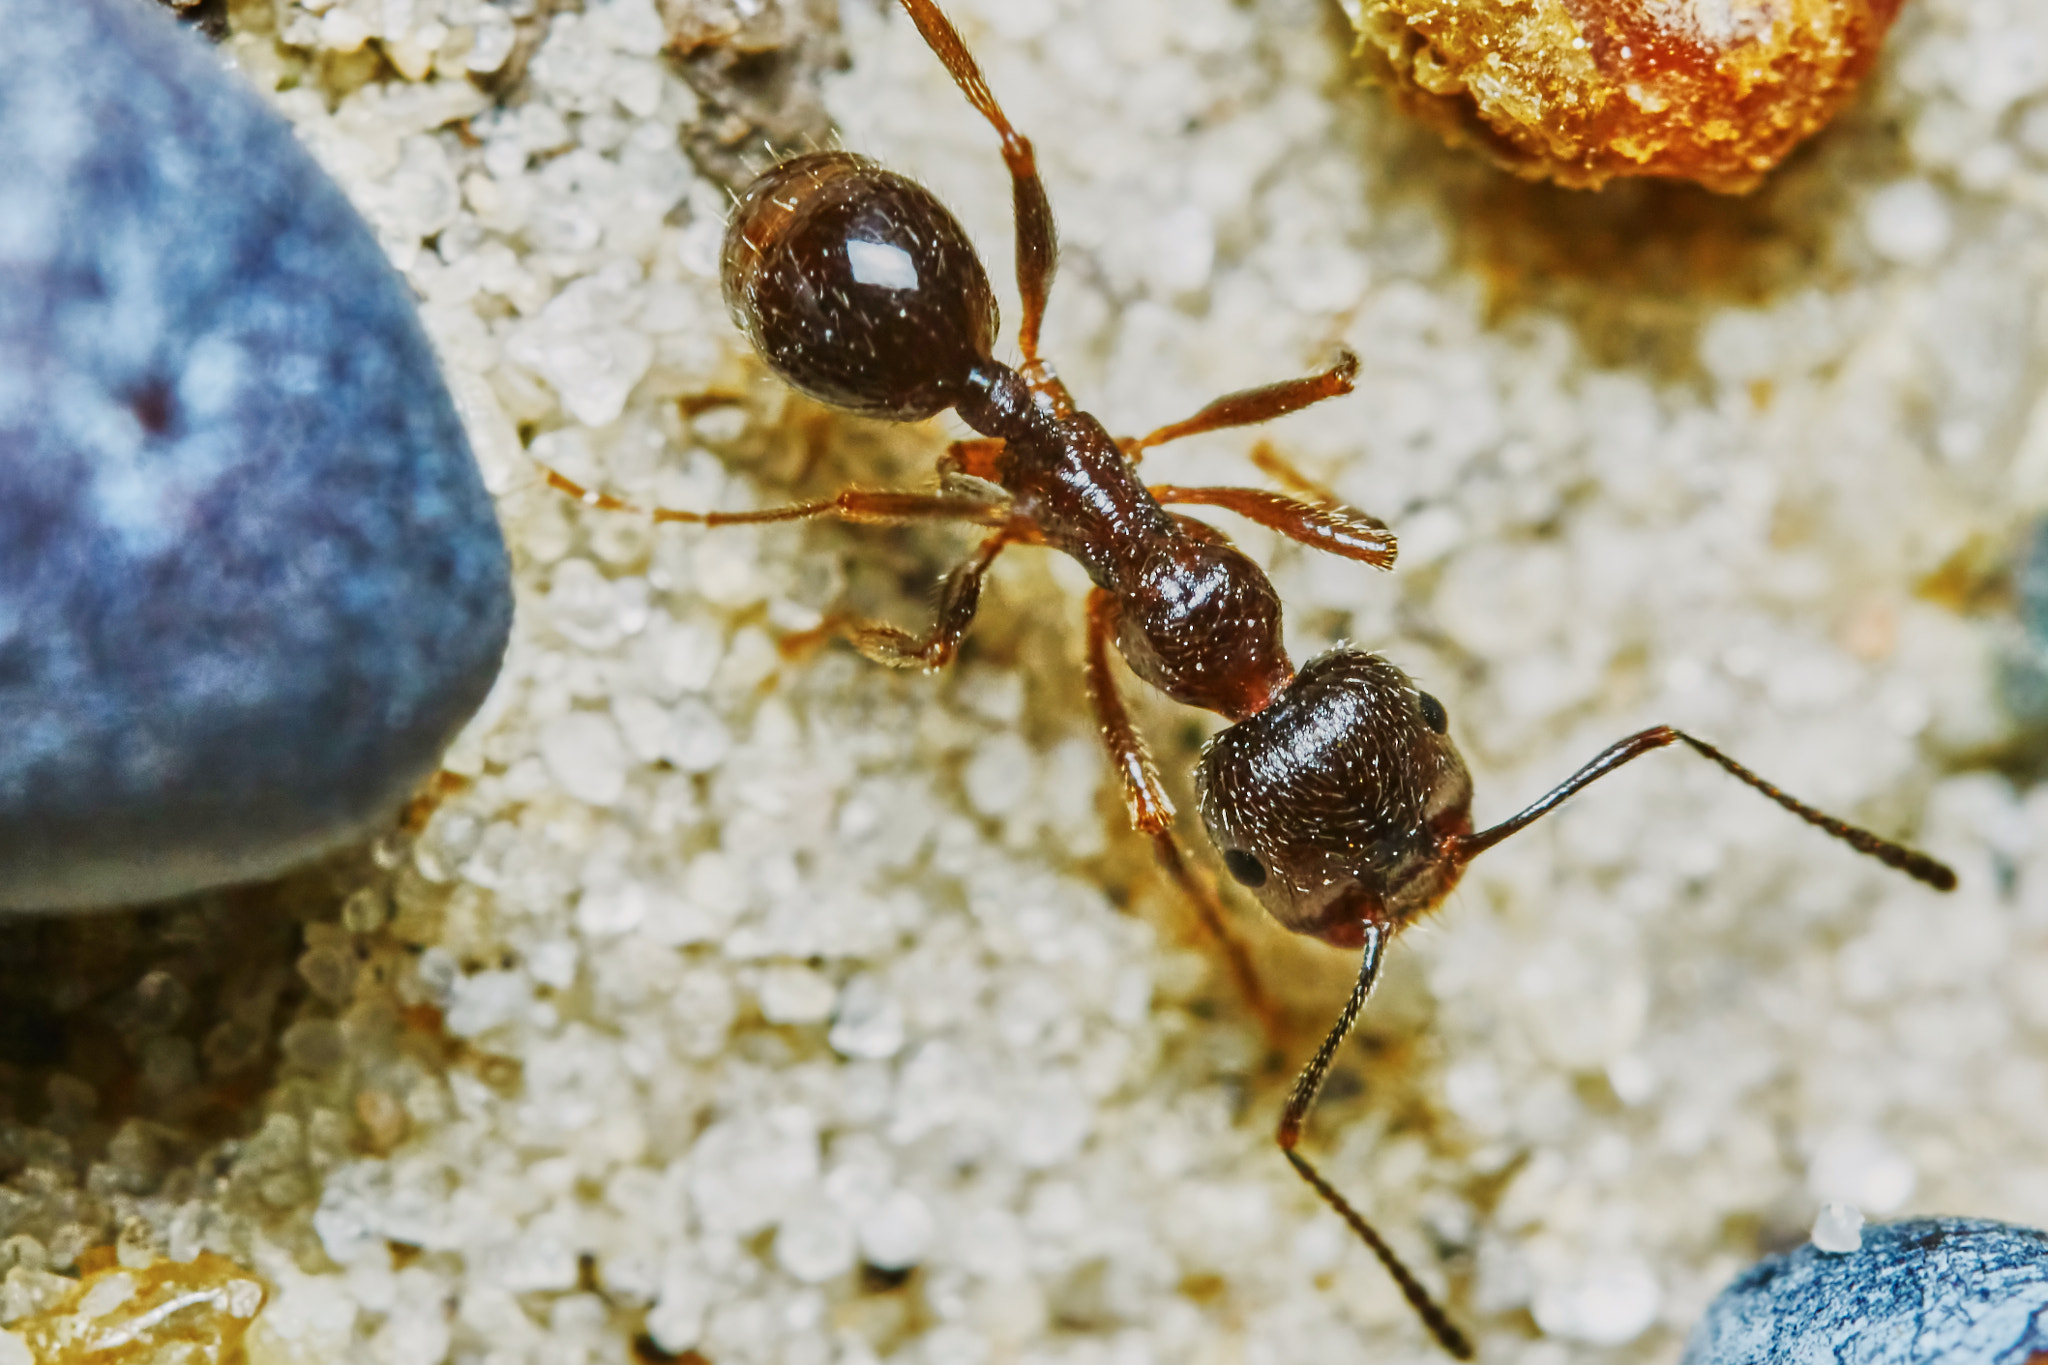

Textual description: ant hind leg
[892,0,1069,411]
[539,464,1010,531]
[540,460,1022,667]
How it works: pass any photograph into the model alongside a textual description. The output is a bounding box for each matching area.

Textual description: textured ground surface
[7,0,2048,1362]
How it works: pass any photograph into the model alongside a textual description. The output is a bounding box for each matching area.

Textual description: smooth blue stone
[1681,1218,2048,1365]
[2000,520,2048,727]
[0,0,513,909]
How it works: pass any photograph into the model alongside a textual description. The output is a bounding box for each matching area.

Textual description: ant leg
[543,464,1027,666]
[941,437,1008,484]
[1448,727,1958,890]
[1082,592,1175,833]
[1249,439,1337,503]
[1279,925,1475,1360]
[1124,349,1359,461]
[826,523,1023,671]
[1083,591,1275,1024]
[893,0,1071,413]
[539,465,1009,530]
[1152,486,1396,570]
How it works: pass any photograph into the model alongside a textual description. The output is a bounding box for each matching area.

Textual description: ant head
[1196,650,1474,949]
[723,152,999,422]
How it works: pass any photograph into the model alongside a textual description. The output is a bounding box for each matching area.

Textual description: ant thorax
[1106,518,1294,721]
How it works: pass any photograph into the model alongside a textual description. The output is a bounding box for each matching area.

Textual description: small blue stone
[0,0,513,909]
[1681,1218,2048,1365]
[2000,520,2048,728]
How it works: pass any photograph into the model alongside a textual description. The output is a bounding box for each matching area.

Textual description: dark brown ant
[539,0,1959,1354]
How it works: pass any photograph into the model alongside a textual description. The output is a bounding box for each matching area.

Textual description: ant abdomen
[722,152,999,422]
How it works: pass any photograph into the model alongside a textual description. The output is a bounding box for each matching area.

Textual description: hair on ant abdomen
[536,1,1958,1355]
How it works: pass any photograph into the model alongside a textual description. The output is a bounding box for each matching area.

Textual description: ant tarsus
[535,0,1959,1355]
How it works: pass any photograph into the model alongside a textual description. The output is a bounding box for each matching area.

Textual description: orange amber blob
[1343,0,1903,192]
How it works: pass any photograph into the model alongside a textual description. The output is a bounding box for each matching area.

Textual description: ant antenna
[1227,681,1956,1357]
[1278,924,1475,1360]
[1448,726,1957,890]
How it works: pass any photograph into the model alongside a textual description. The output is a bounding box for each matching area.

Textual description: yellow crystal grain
[11,1253,265,1365]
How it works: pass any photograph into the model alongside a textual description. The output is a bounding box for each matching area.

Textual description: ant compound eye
[1223,848,1268,888]
[1418,691,1448,734]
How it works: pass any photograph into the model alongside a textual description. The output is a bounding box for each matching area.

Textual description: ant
[540,0,1959,1355]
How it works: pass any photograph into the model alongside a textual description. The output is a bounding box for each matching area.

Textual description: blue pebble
[1681,1218,2048,1365]
[0,0,513,909]
[2000,520,2048,728]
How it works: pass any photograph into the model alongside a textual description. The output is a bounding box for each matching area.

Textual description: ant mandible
[541,0,1960,1355]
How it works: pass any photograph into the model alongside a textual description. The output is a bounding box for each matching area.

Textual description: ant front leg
[1082,591,1176,834]
[1280,925,1475,1360]
[1083,591,1275,1027]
